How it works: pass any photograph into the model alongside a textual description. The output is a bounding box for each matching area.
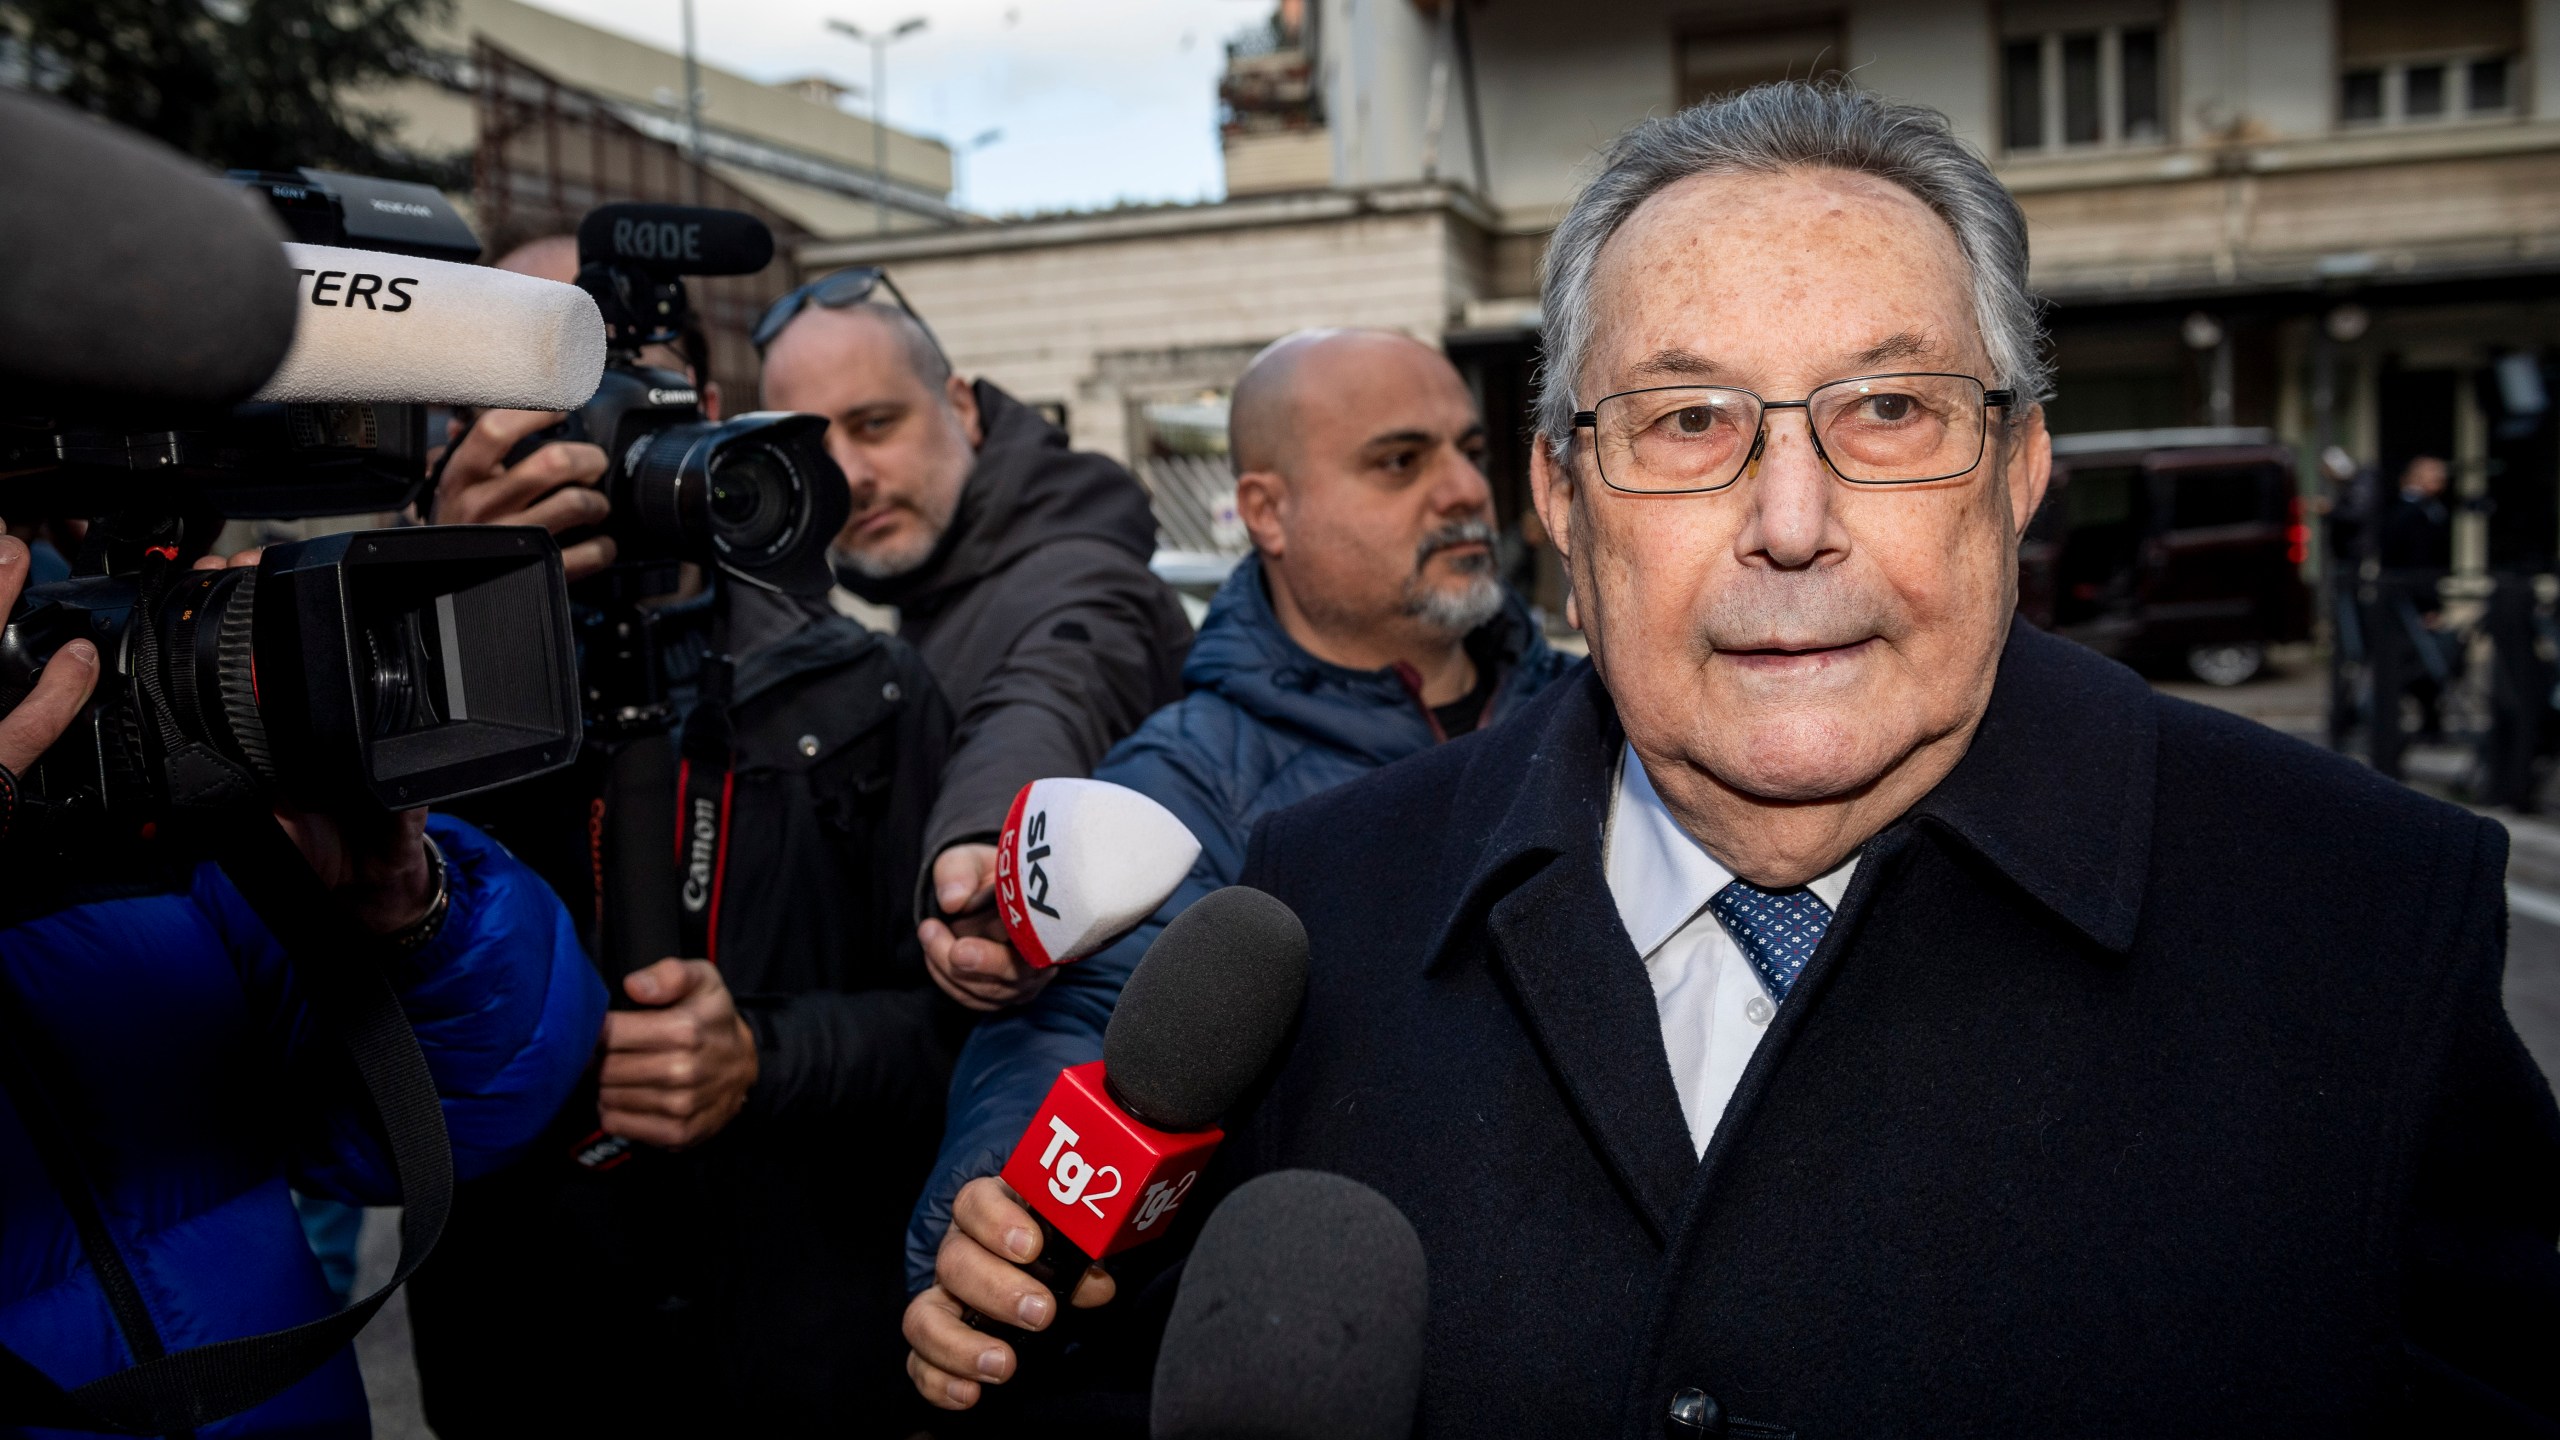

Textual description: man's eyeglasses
[750,265,949,362]
[1571,373,2015,495]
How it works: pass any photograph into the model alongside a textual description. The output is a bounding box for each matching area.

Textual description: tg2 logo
[1036,1116,1123,1216]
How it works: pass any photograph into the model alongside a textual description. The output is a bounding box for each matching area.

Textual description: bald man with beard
[899,329,1576,1399]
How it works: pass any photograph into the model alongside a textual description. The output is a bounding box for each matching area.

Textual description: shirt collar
[1605,743,1859,956]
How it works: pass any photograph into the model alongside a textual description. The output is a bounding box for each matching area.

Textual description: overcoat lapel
[1483,855,1699,1242]
[1431,670,1698,1242]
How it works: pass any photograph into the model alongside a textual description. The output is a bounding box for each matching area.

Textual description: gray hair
[851,300,955,393]
[1535,81,2049,459]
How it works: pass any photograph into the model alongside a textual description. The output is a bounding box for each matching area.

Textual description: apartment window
[2001,13,2167,154]
[1679,17,1843,107]
[2337,0,2523,126]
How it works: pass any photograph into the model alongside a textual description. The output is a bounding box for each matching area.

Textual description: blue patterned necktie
[1707,879,1834,1002]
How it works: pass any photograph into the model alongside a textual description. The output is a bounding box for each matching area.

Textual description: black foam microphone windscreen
[0,89,298,404]
[576,204,775,276]
[1102,886,1309,1133]
[1152,1170,1430,1440]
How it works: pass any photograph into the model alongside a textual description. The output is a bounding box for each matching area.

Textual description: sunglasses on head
[750,265,949,361]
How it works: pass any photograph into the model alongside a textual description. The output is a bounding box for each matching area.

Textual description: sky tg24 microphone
[993,886,1308,1300]
[994,777,1202,967]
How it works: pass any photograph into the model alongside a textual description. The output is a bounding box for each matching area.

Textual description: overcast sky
[521,0,1264,216]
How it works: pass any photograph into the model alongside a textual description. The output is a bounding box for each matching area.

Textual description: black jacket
[412,605,964,1437]
[838,380,1192,895]
[2381,491,2455,573]
[1191,621,2560,1438]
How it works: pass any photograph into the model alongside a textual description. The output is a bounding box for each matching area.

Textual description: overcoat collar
[1415,620,2156,1237]
[1426,616,2159,978]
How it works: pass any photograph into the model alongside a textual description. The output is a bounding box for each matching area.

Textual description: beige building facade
[365,0,955,237]
[804,0,2560,579]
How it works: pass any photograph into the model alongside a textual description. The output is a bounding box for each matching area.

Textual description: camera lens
[614,411,847,591]
[360,610,445,739]
[708,449,795,556]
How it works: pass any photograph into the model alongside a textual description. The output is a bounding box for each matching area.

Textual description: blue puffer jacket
[0,816,607,1439]
[904,555,1576,1288]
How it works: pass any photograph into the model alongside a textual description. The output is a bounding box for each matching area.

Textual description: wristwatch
[383,833,451,953]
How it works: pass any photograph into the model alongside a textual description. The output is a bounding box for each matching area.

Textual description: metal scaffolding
[473,40,811,407]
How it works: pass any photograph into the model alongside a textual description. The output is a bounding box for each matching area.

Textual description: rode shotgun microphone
[995,887,1308,1301]
[576,203,776,276]
[1152,1171,1430,1440]
[257,243,606,411]
[995,777,1202,966]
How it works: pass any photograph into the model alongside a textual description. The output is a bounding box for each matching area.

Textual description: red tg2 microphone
[994,886,1308,1299]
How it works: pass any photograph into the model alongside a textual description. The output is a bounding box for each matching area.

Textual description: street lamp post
[957,128,1002,215]
[680,0,705,200]
[827,16,928,235]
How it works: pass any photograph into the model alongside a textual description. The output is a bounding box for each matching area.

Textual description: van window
[2065,465,2139,527]
[2167,467,2274,530]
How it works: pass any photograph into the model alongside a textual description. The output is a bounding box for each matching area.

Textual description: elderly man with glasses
[910,82,2560,1436]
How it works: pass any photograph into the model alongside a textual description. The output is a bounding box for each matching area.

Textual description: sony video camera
[0,169,584,849]
[511,203,848,595]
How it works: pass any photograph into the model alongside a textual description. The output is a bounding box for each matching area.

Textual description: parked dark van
[2020,427,2312,685]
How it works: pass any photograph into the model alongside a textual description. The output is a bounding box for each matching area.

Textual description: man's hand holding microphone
[922,778,1206,1010]
[904,877,1308,1412]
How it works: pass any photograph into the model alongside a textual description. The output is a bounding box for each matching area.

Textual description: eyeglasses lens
[1594,374,1987,492]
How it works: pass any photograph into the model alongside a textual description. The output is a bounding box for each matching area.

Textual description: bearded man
[898,328,1572,1306]
[759,283,1193,962]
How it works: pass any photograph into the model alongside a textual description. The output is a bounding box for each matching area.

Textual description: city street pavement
[347,647,2560,1439]
[354,1213,427,1440]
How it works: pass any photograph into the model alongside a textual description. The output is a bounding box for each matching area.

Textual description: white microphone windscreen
[254,243,605,410]
[996,778,1204,968]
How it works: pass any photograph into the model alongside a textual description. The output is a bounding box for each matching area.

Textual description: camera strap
[0,772,453,1421]
[674,654,737,966]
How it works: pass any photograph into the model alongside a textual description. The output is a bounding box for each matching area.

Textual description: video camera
[0,166,587,846]
[510,203,848,596]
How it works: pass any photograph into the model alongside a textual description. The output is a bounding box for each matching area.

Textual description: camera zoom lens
[361,611,443,739]
[708,449,795,555]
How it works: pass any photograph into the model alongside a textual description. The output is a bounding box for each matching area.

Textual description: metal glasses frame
[1570,372,2017,495]
[750,265,951,364]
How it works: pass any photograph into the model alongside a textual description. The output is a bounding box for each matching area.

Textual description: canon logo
[680,796,718,911]
[647,387,700,407]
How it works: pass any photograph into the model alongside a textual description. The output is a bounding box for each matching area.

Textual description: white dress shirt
[1604,743,1859,1156]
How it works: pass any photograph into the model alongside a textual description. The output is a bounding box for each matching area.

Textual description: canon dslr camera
[511,203,847,595]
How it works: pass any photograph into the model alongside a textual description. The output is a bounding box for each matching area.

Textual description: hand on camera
[0,530,100,787]
[433,409,616,580]
[598,958,759,1149]
[920,842,1056,1010]
[902,1175,1117,1411]
[185,548,440,933]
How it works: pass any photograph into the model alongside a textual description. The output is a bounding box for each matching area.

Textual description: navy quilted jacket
[0,816,607,1438]
[903,554,1573,1288]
